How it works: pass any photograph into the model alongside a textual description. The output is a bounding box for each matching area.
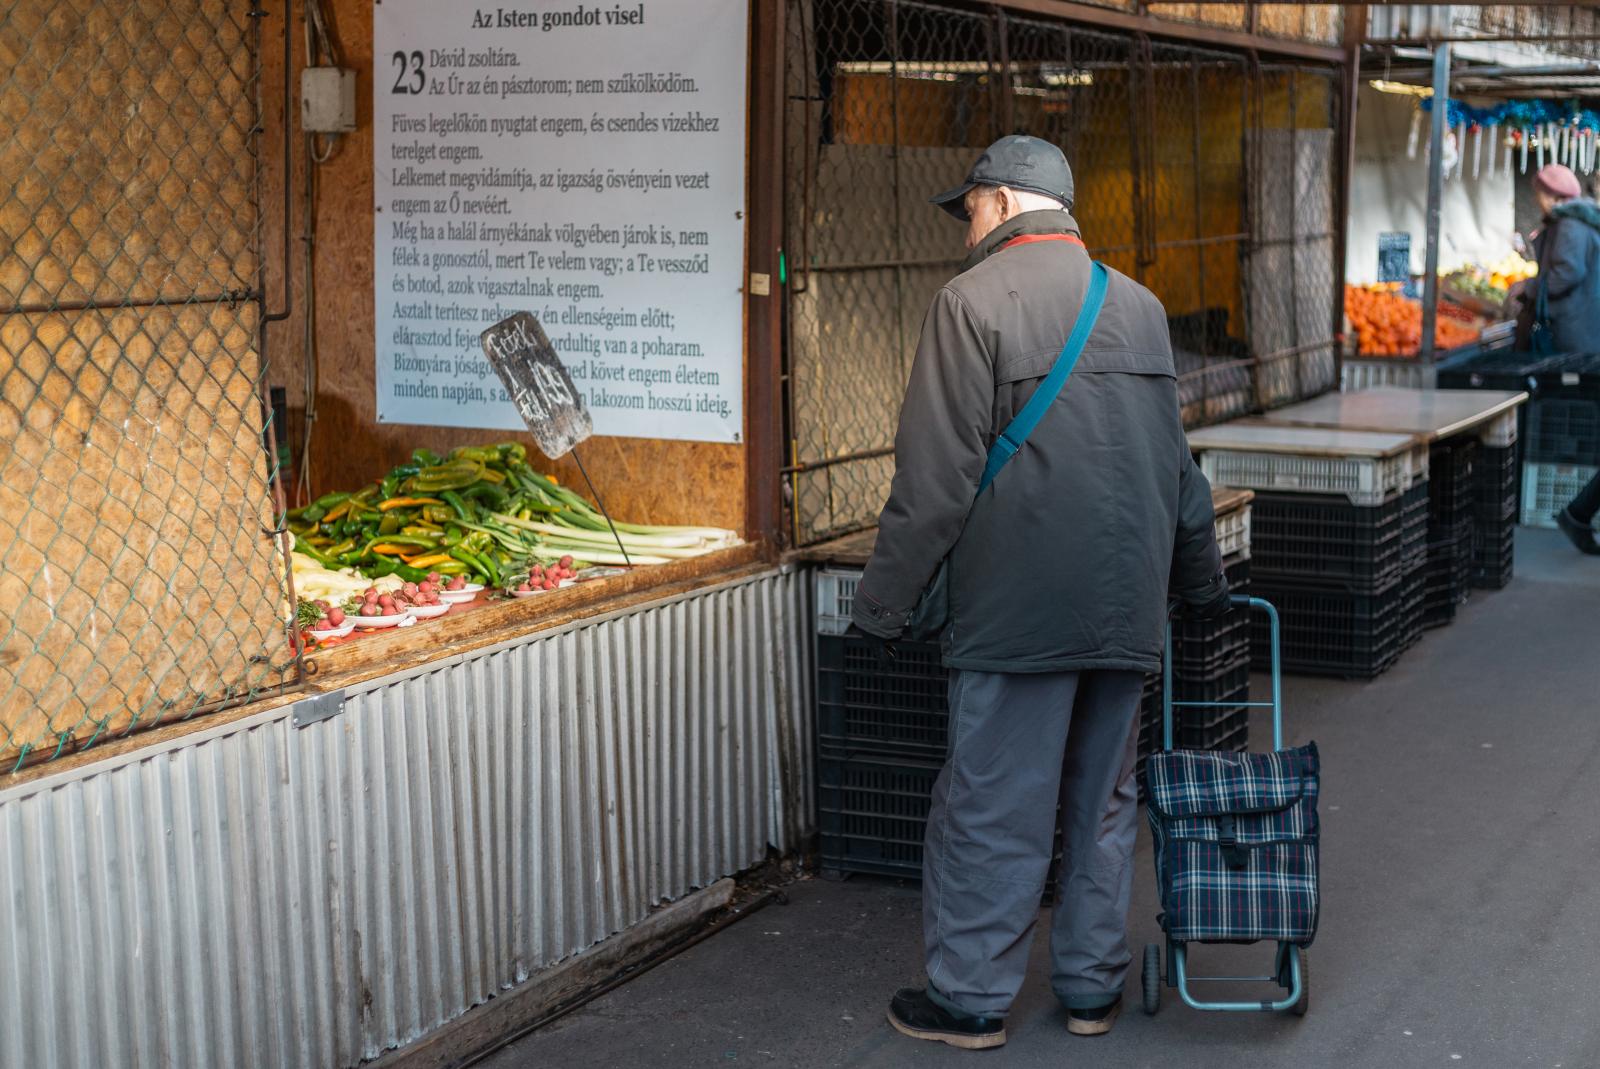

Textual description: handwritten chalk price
[479,312,593,459]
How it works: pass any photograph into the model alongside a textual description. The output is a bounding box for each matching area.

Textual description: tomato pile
[1344,284,1479,357]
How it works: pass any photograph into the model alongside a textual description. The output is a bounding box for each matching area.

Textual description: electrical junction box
[301,67,357,133]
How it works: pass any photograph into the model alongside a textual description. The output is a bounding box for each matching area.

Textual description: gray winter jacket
[1535,199,1600,352]
[851,209,1223,674]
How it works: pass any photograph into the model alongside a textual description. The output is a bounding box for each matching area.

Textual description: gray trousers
[922,668,1143,1017]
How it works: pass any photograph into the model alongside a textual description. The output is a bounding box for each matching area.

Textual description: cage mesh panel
[785,0,1343,544]
[0,0,292,767]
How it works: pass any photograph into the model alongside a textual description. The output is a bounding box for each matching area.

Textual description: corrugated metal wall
[0,567,813,1069]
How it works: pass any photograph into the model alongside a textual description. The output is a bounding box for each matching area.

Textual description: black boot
[1556,508,1600,556]
[1066,995,1123,1036]
[886,987,1006,1050]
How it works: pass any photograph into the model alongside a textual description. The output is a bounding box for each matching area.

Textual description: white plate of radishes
[346,576,451,626]
[507,557,579,597]
[437,575,485,604]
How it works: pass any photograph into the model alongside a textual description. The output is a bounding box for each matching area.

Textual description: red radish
[559,555,573,569]
[326,608,345,626]
[418,581,434,594]
[448,576,465,591]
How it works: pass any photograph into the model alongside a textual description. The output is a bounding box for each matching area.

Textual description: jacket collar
[959,209,1084,274]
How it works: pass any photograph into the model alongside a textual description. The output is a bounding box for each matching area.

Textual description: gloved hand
[845,623,900,667]
[1185,571,1234,620]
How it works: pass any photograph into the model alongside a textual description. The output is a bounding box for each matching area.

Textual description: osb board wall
[263,0,746,534]
[0,1,293,765]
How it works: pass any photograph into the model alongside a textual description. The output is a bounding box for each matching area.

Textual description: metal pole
[1420,42,1450,370]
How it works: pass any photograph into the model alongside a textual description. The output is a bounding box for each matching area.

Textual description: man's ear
[995,186,1014,222]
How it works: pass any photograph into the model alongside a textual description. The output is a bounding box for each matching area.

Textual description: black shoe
[1066,996,1122,1036]
[886,987,1006,1050]
[1556,508,1600,555]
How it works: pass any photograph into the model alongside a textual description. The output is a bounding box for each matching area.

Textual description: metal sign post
[480,312,632,565]
[1420,42,1451,372]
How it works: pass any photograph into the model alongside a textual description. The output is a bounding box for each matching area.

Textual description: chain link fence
[0,0,296,769]
[783,0,1345,545]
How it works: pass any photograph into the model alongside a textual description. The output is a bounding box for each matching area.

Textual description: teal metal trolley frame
[1143,595,1309,1017]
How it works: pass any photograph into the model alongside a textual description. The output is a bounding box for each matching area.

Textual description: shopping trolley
[1141,595,1319,1017]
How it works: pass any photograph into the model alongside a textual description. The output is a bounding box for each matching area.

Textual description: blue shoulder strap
[978,260,1109,492]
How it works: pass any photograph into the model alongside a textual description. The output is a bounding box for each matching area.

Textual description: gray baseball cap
[931,135,1075,220]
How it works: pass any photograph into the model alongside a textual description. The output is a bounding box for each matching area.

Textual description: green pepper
[293,535,340,569]
[413,448,444,467]
[364,558,398,579]
[392,563,431,582]
[313,491,352,511]
[452,445,503,465]
[433,560,469,576]
[450,546,500,586]
[302,504,327,524]
[326,538,356,558]
[412,461,486,493]
[379,475,399,499]
[285,505,311,521]
[441,490,473,522]
[462,482,511,510]
[443,526,465,546]
[498,442,528,465]
[378,512,402,535]
[359,534,439,555]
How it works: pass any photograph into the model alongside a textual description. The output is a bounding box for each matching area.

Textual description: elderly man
[850,135,1228,1049]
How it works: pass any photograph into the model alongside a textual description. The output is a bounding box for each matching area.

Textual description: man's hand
[845,623,900,667]
[1184,571,1234,620]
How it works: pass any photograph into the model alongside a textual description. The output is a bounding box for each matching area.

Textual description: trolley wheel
[1142,944,1161,1015]
[1290,948,1309,1017]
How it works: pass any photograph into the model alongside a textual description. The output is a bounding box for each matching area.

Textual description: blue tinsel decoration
[1420,96,1599,132]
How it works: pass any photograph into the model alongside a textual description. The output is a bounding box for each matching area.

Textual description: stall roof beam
[990,0,1347,63]
[1420,42,1450,370]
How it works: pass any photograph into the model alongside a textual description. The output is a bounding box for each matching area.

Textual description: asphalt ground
[483,528,1600,1069]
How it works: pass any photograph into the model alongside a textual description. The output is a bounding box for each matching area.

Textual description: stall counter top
[1186,422,1425,459]
[1251,387,1528,442]
[785,488,1254,572]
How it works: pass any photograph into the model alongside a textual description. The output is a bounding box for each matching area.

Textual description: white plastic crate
[1521,462,1598,529]
[815,567,863,636]
[1478,409,1518,448]
[1215,503,1251,562]
[1200,443,1429,506]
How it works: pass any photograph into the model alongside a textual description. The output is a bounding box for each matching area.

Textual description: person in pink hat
[1523,163,1600,553]
[1520,162,1600,354]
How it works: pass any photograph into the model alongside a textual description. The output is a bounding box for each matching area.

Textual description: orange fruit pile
[1345,284,1478,357]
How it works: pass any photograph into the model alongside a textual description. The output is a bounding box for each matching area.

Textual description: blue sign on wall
[1377,232,1412,284]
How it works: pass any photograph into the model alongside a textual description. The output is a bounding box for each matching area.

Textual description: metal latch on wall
[291,689,345,728]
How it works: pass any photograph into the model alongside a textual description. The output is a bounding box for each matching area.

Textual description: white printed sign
[374,1,749,442]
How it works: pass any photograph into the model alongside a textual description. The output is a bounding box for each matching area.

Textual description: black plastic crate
[1476,443,1521,518]
[1422,517,1474,629]
[816,752,1065,888]
[1249,484,1428,593]
[816,634,948,759]
[1472,519,1516,590]
[1429,438,1478,529]
[1437,349,1600,401]
[1170,559,1252,677]
[1250,566,1420,679]
[1525,397,1600,465]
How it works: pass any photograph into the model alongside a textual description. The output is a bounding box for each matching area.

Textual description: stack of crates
[814,498,1253,874]
[1521,391,1600,529]
[1422,438,1478,629]
[1436,347,1600,536]
[1198,438,1430,679]
[1474,437,1519,589]
[813,569,946,880]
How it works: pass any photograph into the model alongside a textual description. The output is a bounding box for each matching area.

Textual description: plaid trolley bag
[1139,596,1320,1017]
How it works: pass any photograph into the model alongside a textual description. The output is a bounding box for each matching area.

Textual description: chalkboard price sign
[1377,232,1412,284]
[479,312,593,460]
